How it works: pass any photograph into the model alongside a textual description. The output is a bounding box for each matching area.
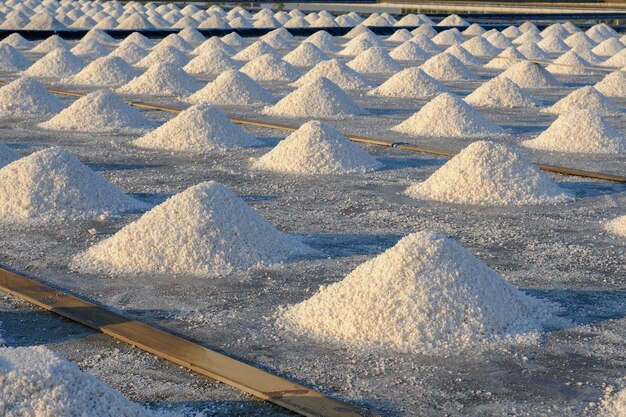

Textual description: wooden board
[0,267,363,417]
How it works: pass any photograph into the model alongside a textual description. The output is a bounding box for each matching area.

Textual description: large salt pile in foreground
[465,77,538,108]
[23,48,84,78]
[393,93,504,138]
[292,59,372,90]
[72,181,312,276]
[522,110,626,154]
[605,215,626,237]
[0,77,65,118]
[543,86,619,115]
[368,67,445,99]
[62,56,139,88]
[39,90,155,133]
[254,120,381,174]
[0,143,19,168]
[279,231,555,353]
[187,70,275,106]
[134,104,262,152]
[405,141,573,206]
[497,61,561,88]
[0,148,146,223]
[118,63,202,96]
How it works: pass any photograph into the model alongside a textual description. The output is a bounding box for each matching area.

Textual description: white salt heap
[393,93,504,137]
[465,77,538,108]
[0,147,146,223]
[232,40,278,61]
[0,143,19,168]
[444,44,482,66]
[546,51,597,75]
[292,59,372,90]
[221,32,246,47]
[411,34,441,53]
[109,42,148,65]
[135,46,190,68]
[389,40,430,61]
[31,35,70,53]
[192,37,237,57]
[134,104,262,152]
[543,86,619,116]
[484,46,525,69]
[118,63,202,97]
[184,50,241,75]
[517,42,550,60]
[0,44,31,71]
[420,53,477,81]
[72,181,312,276]
[254,120,381,174]
[605,215,626,238]
[0,346,156,417]
[368,67,445,99]
[303,30,339,53]
[264,77,366,119]
[240,54,301,82]
[280,230,555,353]
[39,90,155,133]
[347,47,402,73]
[522,110,626,154]
[62,56,139,88]
[602,49,626,67]
[594,71,626,97]
[2,33,34,50]
[461,36,500,57]
[283,42,329,67]
[405,141,573,206]
[120,32,153,49]
[23,48,84,78]
[187,70,275,106]
[498,61,561,88]
[0,77,65,118]
[70,38,109,58]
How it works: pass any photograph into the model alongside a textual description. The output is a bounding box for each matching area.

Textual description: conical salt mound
[134,104,262,152]
[232,40,278,61]
[192,37,237,56]
[546,51,597,75]
[187,70,275,106]
[595,71,626,97]
[31,35,70,53]
[522,110,626,154]
[179,27,205,44]
[367,67,445,99]
[39,90,155,133]
[62,56,139,88]
[70,38,109,59]
[0,77,65,118]
[292,59,372,90]
[135,46,190,68]
[592,38,623,56]
[498,61,561,88]
[23,48,84,78]
[184,49,241,76]
[264,77,366,119]
[444,44,483,66]
[71,181,313,276]
[303,30,339,53]
[279,230,555,352]
[420,53,477,81]
[484,46,525,69]
[461,36,500,57]
[221,32,246,46]
[240,54,301,82]
[393,93,504,138]
[2,33,34,50]
[389,40,429,61]
[253,120,381,174]
[347,46,402,73]
[283,42,329,67]
[0,147,146,223]
[0,143,20,168]
[118,63,202,97]
[517,42,550,60]
[543,86,619,116]
[605,215,626,237]
[406,141,573,205]
[109,41,148,65]
[0,44,31,71]
[465,77,538,108]
[120,32,153,49]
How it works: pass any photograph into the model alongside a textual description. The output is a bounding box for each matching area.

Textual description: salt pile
[537,35,570,54]
[72,181,312,276]
[187,70,275,106]
[497,61,561,88]
[487,32,513,49]
[221,32,246,47]
[543,86,619,115]
[517,42,550,60]
[0,77,65,118]
[62,56,139,88]
[465,77,538,108]
[512,31,543,45]
[254,120,381,174]
[602,49,626,67]
[438,14,469,26]
[0,44,31,71]
[0,143,19,168]
[461,36,500,57]
[0,346,156,417]
[283,42,329,67]
[411,34,441,53]
[23,48,84,78]
[347,47,402,73]
[232,40,278,61]
[387,29,413,43]
[265,77,366,119]
[109,41,148,65]
[484,47,525,69]
[564,32,596,49]
[39,90,155,133]
[463,23,486,36]
[70,38,109,58]
[420,53,477,81]
[179,27,205,44]
[595,71,626,97]
[135,45,190,68]
[392,93,504,137]
[240,54,301,82]
[592,38,624,56]
[292,59,372,90]
[406,141,572,205]
[279,230,554,352]
[444,44,483,66]
[183,50,241,75]
[24,14,67,31]
[0,147,146,222]
[192,37,236,56]
[502,26,523,39]
[134,104,261,152]
[389,40,430,61]
[546,51,596,75]
[118,63,202,97]
[605,215,626,237]
[303,30,339,53]
[432,28,465,46]
[338,37,375,57]
[120,32,153,49]
[522,110,625,154]
[1,33,34,50]
[368,67,445,99]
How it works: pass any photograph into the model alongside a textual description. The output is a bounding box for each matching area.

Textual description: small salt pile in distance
[431,28,465,46]
[592,38,624,56]
[154,34,194,53]
[134,104,262,152]
[62,56,139,88]
[192,37,237,56]
[461,36,500,58]
[420,53,477,81]
[546,51,597,75]
[0,77,65,118]
[240,54,301,82]
[605,215,626,237]
[292,58,372,90]
[23,48,84,78]
[109,41,148,65]
[0,44,31,71]
[411,34,441,54]
[522,110,625,154]
[135,45,190,68]
[183,49,241,76]
[279,230,555,353]
[232,40,279,61]
[386,28,413,43]
[347,47,402,73]
[71,181,313,276]
[264,77,367,119]
[465,77,538,108]
[187,70,275,106]
[119,32,154,49]
[389,40,430,61]
[1,33,34,50]
[70,38,109,59]
[444,44,483,66]
[0,143,19,168]
[31,35,70,53]
[602,49,626,67]
[283,42,329,67]
[497,61,561,88]
[39,90,155,133]
[179,27,205,44]
[0,147,146,223]
[338,36,376,57]
[392,93,504,137]
[368,67,445,99]
[0,346,157,417]
[117,63,202,97]
[543,86,619,115]
[253,120,381,174]
[564,31,596,49]
[221,32,246,47]
[595,71,626,97]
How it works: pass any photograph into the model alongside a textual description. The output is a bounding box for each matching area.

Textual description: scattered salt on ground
[183,49,241,75]
[292,59,372,90]
[283,42,329,67]
[0,346,157,416]
[0,44,31,71]
[0,77,65,118]
[240,54,301,82]
[109,42,148,65]
[1,33,34,49]
[517,42,550,60]
[0,147,146,223]
[522,110,626,154]
[546,51,597,75]
[347,46,402,73]
[605,215,626,238]
[461,36,500,57]
[134,103,262,152]
[187,70,275,106]
[406,141,573,206]
[39,90,155,133]
[484,47,525,69]
[389,40,429,61]
[31,35,70,53]
[135,45,190,68]
[264,77,366,119]
[594,71,626,97]
[543,86,620,115]
[368,67,445,99]
[497,61,561,88]
[72,181,312,276]
[118,63,202,97]
[232,40,279,61]
[279,230,555,353]
[0,143,19,168]
[465,77,538,108]
[393,93,504,137]
[70,38,109,58]
[253,120,381,174]
[23,48,84,78]
[62,56,139,88]
[420,53,477,81]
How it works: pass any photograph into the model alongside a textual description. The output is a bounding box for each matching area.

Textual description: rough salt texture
[62,56,139,88]
[347,47,402,73]
[368,67,445,99]
[497,61,561,88]
[595,71,626,97]
[465,77,538,108]
[406,141,573,206]
[118,63,202,97]
[23,48,84,78]
[419,53,477,81]
[0,77,65,118]
[0,143,20,168]
[240,54,301,82]
[0,44,31,71]
[254,120,382,174]
[543,86,619,116]
[72,181,313,276]
[1,33,34,49]
[292,59,372,90]
[605,215,626,238]
[279,231,555,353]
[187,70,275,106]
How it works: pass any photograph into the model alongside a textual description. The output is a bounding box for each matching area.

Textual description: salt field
[0,1,624,416]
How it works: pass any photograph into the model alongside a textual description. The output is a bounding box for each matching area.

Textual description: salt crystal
[605,215,626,237]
